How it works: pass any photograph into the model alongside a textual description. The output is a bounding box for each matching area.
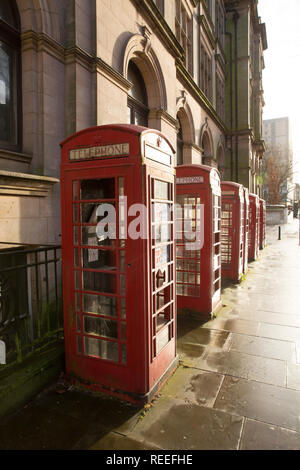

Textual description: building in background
[0,0,267,415]
[224,0,267,195]
[262,117,294,205]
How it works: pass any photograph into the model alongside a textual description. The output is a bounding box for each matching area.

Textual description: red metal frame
[176,165,222,317]
[221,182,245,282]
[248,193,260,261]
[60,124,177,404]
[259,198,266,250]
[243,187,249,274]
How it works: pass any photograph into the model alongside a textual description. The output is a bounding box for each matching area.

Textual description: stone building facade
[224,0,267,196]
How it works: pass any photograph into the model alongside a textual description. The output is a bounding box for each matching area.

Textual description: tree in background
[261,145,294,205]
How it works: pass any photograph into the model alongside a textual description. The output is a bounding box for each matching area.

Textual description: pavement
[0,218,300,450]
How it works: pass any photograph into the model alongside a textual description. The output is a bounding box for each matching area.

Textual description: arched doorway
[176,115,184,166]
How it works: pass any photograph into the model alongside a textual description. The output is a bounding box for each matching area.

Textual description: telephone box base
[63,355,179,406]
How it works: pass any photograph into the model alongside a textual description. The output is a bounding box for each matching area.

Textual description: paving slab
[240,418,300,450]
[229,333,297,362]
[195,349,286,387]
[129,396,244,450]
[257,323,300,342]
[160,365,224,407]
[214,376,300,433]
[287,363,300,391]
[89,432,161,450]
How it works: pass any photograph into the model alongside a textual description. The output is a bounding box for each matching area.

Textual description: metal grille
[0,245,63,369]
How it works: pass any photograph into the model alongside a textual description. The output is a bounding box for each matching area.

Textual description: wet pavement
[1,219,300,450]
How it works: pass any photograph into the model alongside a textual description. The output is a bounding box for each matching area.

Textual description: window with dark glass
[176,117,183,166]
[153,0,164,15]
[0,0,21,150]
[127,61,149,127]
[175,0,193,75]
[200,43,212,102]
[215,0,225,49]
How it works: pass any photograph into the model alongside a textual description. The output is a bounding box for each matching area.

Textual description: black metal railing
[0,244,63,371]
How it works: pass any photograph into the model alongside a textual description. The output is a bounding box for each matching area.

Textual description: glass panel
[121,344,127,364]
[118,177,124,196]
[82,248,116,270]
[83,293,117,317]
[84,337,118,362]
[120,298,126,319]
[74,248,79,267]
[76,315,81,332]
[75,292,80,311]
[75,270,81,290]
[77,335,82,354]
[121,322,126,341]
[83,271,117,294]
[156,327,169,354]
[153,203,171,222]
[120,274,125,295]
[74,226,78,245]
[154,180,169,200]
[72,181,77,200]
[84,316,118,339]
[119,251,125,272]
[81,226,116,248]
[80,178,115,200]
[0,42,15,144]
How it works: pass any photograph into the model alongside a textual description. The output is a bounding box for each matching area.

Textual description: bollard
[278,225,281,240]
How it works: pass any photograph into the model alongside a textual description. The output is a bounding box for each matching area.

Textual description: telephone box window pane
[120,298,126,319]
[84,316,118,339]
[156,327,169,354]
[76,315,81,332]
[80,178,115,200]
[72,181,78,200]
[119,251,125,272]
[83,271,117,294]
[153,203,171,222]
[121,344,127,364]
[81,226,116,248]
[74,226,78,245]
[84,337,118,362]
[83,293,117,317]
[73,204,78,223]
[120,274,125,295]
[118,177,124,196]
[82,248,116,270]
[154,180,169,200]
[75,271,81,290]
[74,248,79,267]
[77,336,82,354]
[121,322,126,341]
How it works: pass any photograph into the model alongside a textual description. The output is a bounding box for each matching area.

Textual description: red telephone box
[243,187,249,274]
[221,182,245,282]
[60,124,177,404]
[248,193,260,261]
[176,165,222,316]
[259,198,266,250]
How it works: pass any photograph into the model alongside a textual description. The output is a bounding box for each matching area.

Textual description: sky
[258,0,300,183]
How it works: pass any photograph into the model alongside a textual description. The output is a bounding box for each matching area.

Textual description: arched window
[0,0,21,150]
[176,116,183,166]
[127,61,149,127]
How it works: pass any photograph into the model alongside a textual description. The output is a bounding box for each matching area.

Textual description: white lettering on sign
[70,143,130,161]
[0,340,6,364]
[176,176,204,185]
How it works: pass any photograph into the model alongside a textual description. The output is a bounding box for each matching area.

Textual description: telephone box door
[62,166,137,392]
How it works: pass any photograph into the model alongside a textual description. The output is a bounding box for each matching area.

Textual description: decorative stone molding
[0,171,59,197]
[0,149,32,165]
[123,32,167,110]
